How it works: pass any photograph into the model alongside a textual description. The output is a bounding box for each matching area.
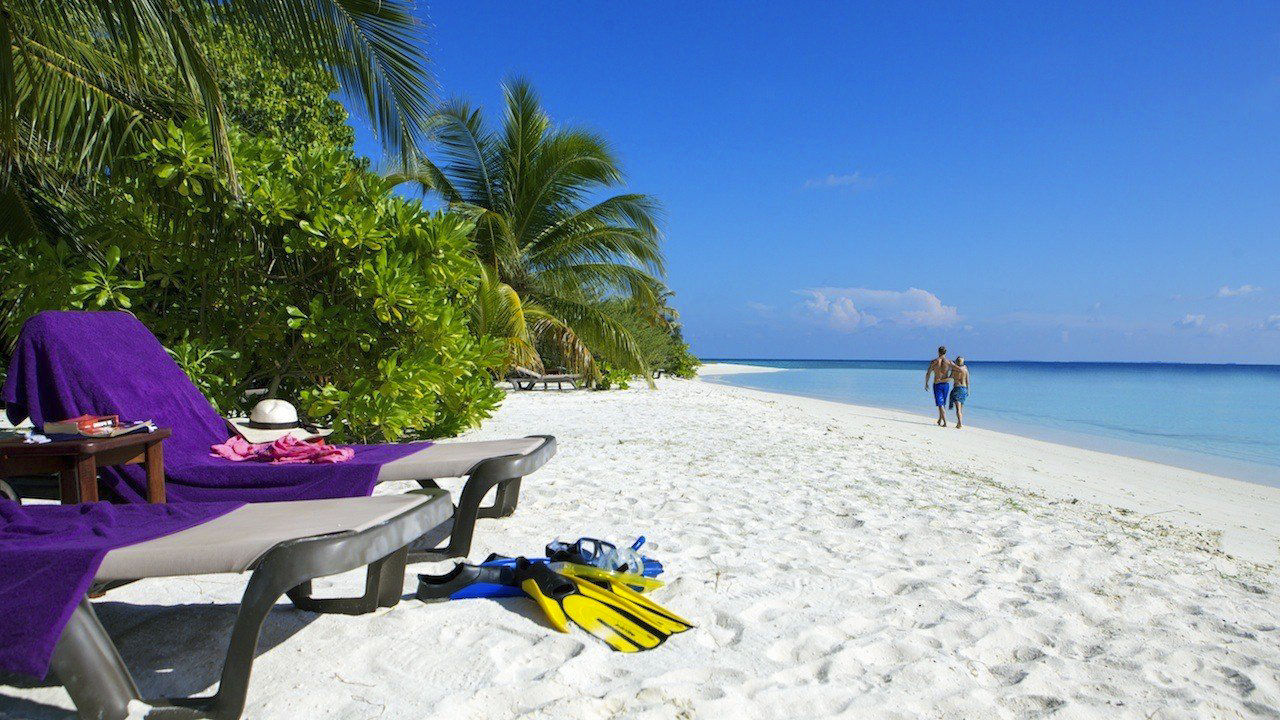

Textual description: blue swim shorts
[949,385,968,409]
[933,382,950,407]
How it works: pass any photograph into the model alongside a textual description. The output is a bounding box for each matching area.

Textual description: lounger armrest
[464,434,557,479]
[408,435,556,561]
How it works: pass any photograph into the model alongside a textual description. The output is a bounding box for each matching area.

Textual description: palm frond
[430,98,500,207]
[527,311,593,377]
[527,193,664,273]
[424,78,668,385]
[215,0,434,165]
[470,264,543,373]
[385,151,456,199]
[537,262,664,310]
[540,294,653,382]
[2,5,189,179]
[1,0,435,205]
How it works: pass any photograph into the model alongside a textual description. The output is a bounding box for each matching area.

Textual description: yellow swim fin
[567,575,693,636]
[546,562,693,639]
[514,560,671,652]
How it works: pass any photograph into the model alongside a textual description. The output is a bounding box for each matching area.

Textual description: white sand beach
[5,378,1280,719]
[693,362,785,376]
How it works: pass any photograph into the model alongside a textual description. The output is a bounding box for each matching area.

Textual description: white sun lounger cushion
[374,438,545,482]
[94,494,445,581]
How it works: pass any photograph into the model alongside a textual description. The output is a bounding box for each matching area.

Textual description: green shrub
[592,362,633,391]
[3,121,504,441]
[1,33,505,441]
[660,339,702,379]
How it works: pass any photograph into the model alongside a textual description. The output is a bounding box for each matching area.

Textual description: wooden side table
[0,428,171,503]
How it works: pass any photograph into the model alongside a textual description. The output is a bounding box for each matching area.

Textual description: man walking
[924,346,952,427]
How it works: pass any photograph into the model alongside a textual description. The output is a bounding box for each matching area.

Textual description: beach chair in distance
[29,492,452,720]
[507,365,582,391]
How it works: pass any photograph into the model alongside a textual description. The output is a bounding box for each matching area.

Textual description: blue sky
[355,1,1280,363]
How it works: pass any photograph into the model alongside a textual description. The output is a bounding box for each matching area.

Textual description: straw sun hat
[227,399,331,444]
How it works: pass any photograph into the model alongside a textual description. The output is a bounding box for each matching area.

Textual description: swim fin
[416,550,664,602]
[514,559,684,652]
[415,561,516,601]
[553,563,692,635]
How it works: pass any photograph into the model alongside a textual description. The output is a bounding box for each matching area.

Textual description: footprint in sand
[998,694,1067,715]
[703,610,745,648]
[739,598,793,625]
[765,627,846,665]
[490,634,585,684]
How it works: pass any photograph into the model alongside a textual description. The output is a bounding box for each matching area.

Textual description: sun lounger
[18,492,452,720]
[508,365,582,391]
[2,311,557,559]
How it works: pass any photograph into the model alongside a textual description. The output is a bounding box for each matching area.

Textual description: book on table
[42,414,156,438]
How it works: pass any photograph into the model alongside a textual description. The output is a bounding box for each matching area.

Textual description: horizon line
[700,357,1280,368]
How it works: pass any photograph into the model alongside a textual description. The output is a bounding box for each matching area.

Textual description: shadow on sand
[1,599,318,719]
[2,584,551,718]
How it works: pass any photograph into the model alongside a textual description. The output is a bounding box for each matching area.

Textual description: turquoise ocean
[699,360,1280,487]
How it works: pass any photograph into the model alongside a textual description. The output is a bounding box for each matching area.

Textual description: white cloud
[1217,284,1261,298]
[1172,314,1205,329]
[799,287,960,332]
[1263,315,1280,331]
[802,172,873,191]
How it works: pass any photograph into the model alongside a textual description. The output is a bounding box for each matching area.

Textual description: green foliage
[588,299,700,386]
[1,14,692,439]
[647,291,701,379]
[661,342,702,379]
[0,0,434,217]
[591,362,632,391]
[2,25,503,442]
[4,118,504,442]
[396,79,668,382]
[210,34,356,152]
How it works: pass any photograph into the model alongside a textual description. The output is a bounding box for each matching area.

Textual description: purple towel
[2,311,428,503]
[0,499,242,678]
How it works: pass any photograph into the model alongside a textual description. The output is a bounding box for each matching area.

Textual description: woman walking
[949,357,970,428]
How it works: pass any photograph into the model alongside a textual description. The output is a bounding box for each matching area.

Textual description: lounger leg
[407,462,512,560]
[477,477,522,519]
[49,599,141,720]
[46,573,295,720]
[405,435,553,562]
[284,548,409,615]
[49,585,284,720]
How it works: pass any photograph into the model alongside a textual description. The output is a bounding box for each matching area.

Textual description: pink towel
[211,435,355,464]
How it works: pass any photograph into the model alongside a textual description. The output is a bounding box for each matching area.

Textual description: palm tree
[398,79,667,381]
[0,0,434,234]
